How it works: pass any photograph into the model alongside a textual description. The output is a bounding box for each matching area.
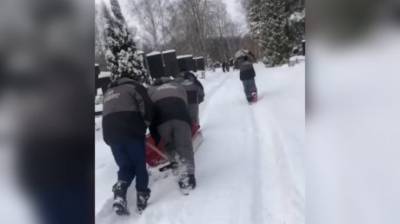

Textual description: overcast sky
[222,0,249,33]
[222,0,245,23]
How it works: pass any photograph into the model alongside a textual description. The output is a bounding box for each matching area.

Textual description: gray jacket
[102,78,153,144]
[176,71,205,104]
[148,81,191,126]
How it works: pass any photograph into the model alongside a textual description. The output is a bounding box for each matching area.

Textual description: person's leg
[173,121,195,175]
[192,105,200,132]
[249,78,257,93]
[242,80,252,101]
[193,105,199,126]
[157,122,177,162]
[110,144,135,186]
[126,138,148,192]
[188,104,199,128]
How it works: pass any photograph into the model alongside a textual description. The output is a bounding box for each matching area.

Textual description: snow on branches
[248,0,305,66]
[100,0,148,83]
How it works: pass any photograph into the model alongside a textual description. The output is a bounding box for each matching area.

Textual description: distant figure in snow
[239,56,258,103]
[224,60,230,72]
[102,74,153,214]
[175,69,205,132]
[148,78,197,193]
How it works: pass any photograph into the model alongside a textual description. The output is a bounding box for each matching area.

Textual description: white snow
[95,62,305,224]
[99,71,112,79]
[146,51,162,57]
[307,28,400,224]
[177,55,193,59]
[289,10,305,23]
[162,49,176,54]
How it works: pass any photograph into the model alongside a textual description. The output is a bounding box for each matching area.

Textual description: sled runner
[145,124,203,168]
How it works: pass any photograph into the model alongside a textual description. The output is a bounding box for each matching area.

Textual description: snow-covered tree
[248,0,263,43]
[248,0,305,66]
[101,0,148,83]
[288,8,305,55]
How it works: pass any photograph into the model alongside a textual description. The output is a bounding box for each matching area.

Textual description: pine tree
[248,0,302,66]
[101,0,148,83]
[260,0,290,66]
[288,7,305,56]
[248,0,263,43]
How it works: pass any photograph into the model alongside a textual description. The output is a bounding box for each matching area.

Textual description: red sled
[145,124,202,167]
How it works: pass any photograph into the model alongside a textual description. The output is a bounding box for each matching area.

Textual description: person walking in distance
[239,56,258,103]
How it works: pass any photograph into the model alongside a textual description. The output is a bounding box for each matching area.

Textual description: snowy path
[95,62,305,224]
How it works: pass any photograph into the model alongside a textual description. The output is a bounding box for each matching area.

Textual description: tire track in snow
[199,72,231,124]
[249,100,304,224]
[247,105,266,224]
[206,73,265,224]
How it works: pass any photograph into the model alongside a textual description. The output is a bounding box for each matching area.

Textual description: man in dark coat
[102,75,153,214]
[239,56,258,103]
[148,78,196,192]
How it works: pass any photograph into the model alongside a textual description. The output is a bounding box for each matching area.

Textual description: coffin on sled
[145,125,203,168]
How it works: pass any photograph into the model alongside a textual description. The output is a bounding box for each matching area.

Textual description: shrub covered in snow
[100,0,149,83]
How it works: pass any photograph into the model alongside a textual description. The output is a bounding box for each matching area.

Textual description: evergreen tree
[288,8,305,56]
[259,0,290,66]
[248,0,304,66]
[101,0,148,83]
[248,0,263,43]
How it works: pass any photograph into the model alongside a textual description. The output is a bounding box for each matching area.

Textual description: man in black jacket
[102,75,153,214]
[148,78,196,193]
[239,56,258,103]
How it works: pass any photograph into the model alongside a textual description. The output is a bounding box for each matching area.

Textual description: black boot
[178,174,196,195]
[136,189,151,213]
[188,174,196,189]
[112,181,130,215]
[246,96,252,103]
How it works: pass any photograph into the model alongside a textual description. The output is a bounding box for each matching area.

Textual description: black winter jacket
[239,61,256,81]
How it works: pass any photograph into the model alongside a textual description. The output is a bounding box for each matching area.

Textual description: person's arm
[134,85,153,126]
[194,79,205,103]
[251,64,256,77]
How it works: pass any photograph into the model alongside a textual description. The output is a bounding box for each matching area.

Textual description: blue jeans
[110,138,148,191]
[241,78,257,100]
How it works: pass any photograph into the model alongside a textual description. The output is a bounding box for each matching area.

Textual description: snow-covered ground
[307,28,400,224]
[95,62,305,224]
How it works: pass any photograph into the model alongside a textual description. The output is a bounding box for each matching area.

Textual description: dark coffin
[177,55,195,72]
[146,51,164,78]
[162,50,179,77]
[194,57,205,71]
